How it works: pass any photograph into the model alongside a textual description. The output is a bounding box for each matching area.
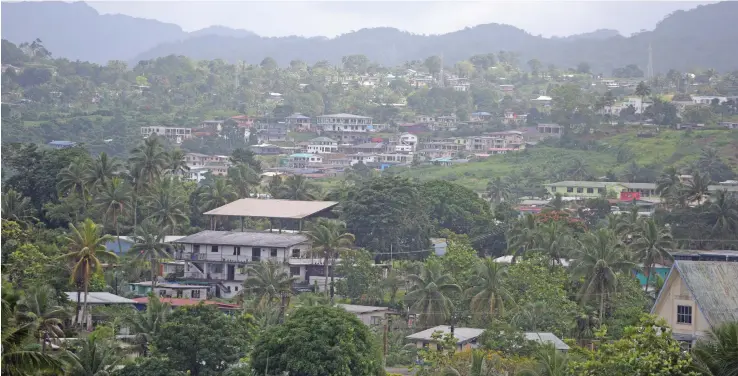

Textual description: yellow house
[651,261,738,346]
[543,181,658,199]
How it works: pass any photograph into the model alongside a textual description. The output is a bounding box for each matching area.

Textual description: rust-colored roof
[132,297,240,309]
[203,198,338,219]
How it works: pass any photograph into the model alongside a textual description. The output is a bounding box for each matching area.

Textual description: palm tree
[698,147,722,181]
[517,344,569,376]
[144,177,189,233]
[57,158,91,203]
[130,220,171,288]
[278,175,319,200]
[511,301,548,332]
[440,349,488,376]
[530,222,572,267]
[404,262,461,327]
[242,261,297,317]
[305,218,355,300]
[635,81,651,103]
[62,219,117,329]
[122,294,170,356]
[545,193,565,211]
[227,163,261,198]
[614,206,641,240]
[507,214,538,262]
[198,177,238,229]
[382,269,405,304]
[566,159,590,181]
[1,299,64,376]
[165,149,190,176]
[681,171,712,205]
[465,258,514,320]
[86,152,121,190]
[129,136,168,185]
[92,177,131,253]
[570,229,635,323]
[691,322,738,376]
[1,189,37,225]
[630,219,674,292]
[704,190,738,238]
[656,166,683,207]
[16,285,70,351]
[63,335,126,376]
[486,177,511,204]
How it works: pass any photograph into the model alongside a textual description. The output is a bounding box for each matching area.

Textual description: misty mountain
[3,1,737,73]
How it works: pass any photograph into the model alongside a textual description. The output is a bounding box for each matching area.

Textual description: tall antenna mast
[646,43,653,80]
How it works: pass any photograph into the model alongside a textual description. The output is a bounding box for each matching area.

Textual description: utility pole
[382,318,389,367]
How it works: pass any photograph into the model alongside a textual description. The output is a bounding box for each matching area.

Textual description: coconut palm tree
[511,301,548,332]
[486,177,511,205]
[92,177,131,253]
[16,285,70,351]
[1,189,37,225]
[681,171,712,205]
[227,163,261,198]
[86,152,121,190]
[404,262,461,327]
[704,190,738,238]
[614,206,641,241]
[62,219,117,329]
[656,166,683,207]
[165,149,190,177]
[242,261,297,317]
[635,81,651,103]
[198,177,238,229]
[465,258,515,320]
[129,136,168,185]
[570,229,635,323]
[144,177,189,233]
[130,220,171,288]
[122,294,170,356]
[507,214,538,262]
[305,218,355,300]
[57,158,91,206]
[382,269,405,304]
[629,218,674,292]
[566,159,590,181]
[63,335,126,376]
[278,175,319,200]
[517,344,569,376]
[1,299,64,376]
[698,147,722,181]
[530,222,573,267]
[691,322,738,376]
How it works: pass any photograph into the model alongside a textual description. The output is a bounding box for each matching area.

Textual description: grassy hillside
[379,129,738,192]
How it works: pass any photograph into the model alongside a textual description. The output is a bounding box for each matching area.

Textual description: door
[227,265,235,281]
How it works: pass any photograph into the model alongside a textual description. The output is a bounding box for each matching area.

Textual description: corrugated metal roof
[675,261,738,326]
[174,230,309,248]
[407,326,484,344]
[64,292,136,304]
[525,332,570,350]
[203,198,338,219]
[337,304,391,314]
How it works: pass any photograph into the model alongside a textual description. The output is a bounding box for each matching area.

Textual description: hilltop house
[652,261,738,347]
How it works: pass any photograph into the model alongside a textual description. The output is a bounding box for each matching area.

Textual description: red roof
[132,297,240,310]
[231,115,251,120]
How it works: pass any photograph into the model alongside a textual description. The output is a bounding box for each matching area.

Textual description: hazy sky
[87,1,713,38]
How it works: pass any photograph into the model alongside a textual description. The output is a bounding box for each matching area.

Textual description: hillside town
[2,2,738,376]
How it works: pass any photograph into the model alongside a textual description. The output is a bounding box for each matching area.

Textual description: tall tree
[465,258,515,320]
[1,189,37,225]
[681,171,712,205]
[278,175,319,200]
[1,298,64,376]
[570,229,635,323]
[242,260,297,315]
[86,152,121,190]
[486,177,512,204]
[227,163,260,199]
[144,177,189,233]
[63,335,126,376]
[306,218,355,300]
[129,136,168,185]
[629,219,673,292]
[122,294,171,356]
[405,262,461,327]
[656,166,683,207]
[62,219,117,329]
[130,220,171,288]
[691,322,738,376]
[634,81,651,102]
[16,285,69,350]
[198,177,238,229]
[165,149,190,177]
[92,176,131,253]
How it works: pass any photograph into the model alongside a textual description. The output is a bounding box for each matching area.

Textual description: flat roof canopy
[203,198,338,219]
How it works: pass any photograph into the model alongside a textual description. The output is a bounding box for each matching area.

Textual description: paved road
[385,367,416,375]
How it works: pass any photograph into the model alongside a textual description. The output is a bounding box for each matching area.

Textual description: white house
[306,137,339,154]
[398,133,418,152]
[140,126,192,143]
[337,304,393,326]
[288,153,323,168]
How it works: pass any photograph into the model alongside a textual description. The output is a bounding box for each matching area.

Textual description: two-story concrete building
[652,261,738,347]
[317,113,372,143]
[288,153,323,168]
[306,137,339,154]
[141,126,192,144]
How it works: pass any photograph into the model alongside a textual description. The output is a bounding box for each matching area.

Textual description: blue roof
[290,153,316,158]
[48,141,76,146]
[431,157,453,162]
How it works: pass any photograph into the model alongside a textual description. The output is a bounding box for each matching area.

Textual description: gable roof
[673,261,738,327]
[337,304,391,314]
[406,326,484,344]
[64,292,135,304]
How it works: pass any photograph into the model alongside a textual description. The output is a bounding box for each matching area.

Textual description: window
[598,188,604,193]
[176,290,183,298]
[210,264,223,273]
[193,244,200,253]
[292,249,301,258]
[211,245,218,253]
[587,188,594,193]
[422,342,429,349]
[159,290,167,297]
[233,246,241,256]
[551,187,557,192]
[191,290,201,299]
[290,267,301,277]
[252,248,261,262]
[371,316,382,325]
[677,305,692,324]
[576,187,584,193]
[270,248,278,257]
[567,187,574,193]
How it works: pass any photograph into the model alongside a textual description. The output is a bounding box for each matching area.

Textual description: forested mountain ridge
[2,1,737,73]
